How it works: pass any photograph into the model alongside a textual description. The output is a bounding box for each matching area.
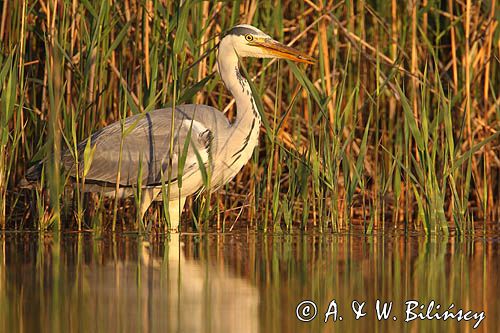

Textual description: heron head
[221,24,315,65]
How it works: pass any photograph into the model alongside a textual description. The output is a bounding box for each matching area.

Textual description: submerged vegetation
[0,0,498,233]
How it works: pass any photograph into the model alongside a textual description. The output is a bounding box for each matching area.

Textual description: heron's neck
[213,42,262,185]
[218,50,261,129]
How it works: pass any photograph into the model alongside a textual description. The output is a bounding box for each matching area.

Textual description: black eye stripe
[227,26,257,36]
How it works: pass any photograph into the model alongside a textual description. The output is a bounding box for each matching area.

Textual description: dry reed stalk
[18,1,27,149]
[410,0,418,122]
[244,0,257,24]
[144,0,152,87]
[448,0,458,94]
[318,2,335,128]
[483,0,496,105]
[65,0,76,114]
[391,0,397,60]
[0,0,7,41]
[196,1,210,105]
[465,0,471,146]
[480,3,496,220]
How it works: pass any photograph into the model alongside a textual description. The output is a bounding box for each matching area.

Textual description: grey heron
[24,24,315,230]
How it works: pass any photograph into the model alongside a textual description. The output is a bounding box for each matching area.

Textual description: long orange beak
[253,39,316,65]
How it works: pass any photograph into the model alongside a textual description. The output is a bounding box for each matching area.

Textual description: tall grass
[0,0,498,233]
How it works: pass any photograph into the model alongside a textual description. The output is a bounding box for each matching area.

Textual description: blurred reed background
[0,0,498,233]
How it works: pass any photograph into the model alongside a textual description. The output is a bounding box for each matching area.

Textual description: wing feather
[63,106,214,187]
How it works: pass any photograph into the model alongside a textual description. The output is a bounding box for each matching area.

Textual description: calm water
[0,231,498,332]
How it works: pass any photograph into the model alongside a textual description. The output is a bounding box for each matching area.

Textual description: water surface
[0,231,498,332]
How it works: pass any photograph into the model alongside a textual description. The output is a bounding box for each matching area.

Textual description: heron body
[25,24,314,230]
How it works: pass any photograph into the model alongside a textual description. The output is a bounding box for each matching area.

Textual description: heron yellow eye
[245,34,254,42]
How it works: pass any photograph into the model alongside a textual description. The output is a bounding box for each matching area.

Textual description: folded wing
[64,107,213,187]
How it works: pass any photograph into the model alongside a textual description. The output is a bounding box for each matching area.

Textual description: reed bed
[0,0,498,233]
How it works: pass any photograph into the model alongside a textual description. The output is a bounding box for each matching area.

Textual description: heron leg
[140,188,161,220]
[167,196,186,232]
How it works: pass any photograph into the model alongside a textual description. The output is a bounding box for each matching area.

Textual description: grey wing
[64,106,215,187]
